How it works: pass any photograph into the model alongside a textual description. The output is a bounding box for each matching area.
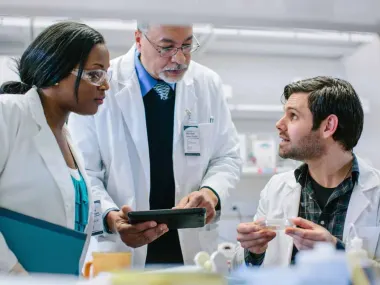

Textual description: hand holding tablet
[127,208,206,229]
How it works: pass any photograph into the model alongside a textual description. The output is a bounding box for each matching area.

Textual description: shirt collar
[294,153,360,187]
[134,50,175,97]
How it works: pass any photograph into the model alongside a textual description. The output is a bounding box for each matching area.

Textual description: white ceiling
[1,0,380,32]
[0,17,376,59]
[1,0,379,59]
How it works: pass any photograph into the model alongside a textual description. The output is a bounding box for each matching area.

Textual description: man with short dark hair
[235,76,380,266]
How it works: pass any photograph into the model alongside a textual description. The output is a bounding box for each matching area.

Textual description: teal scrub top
[70,169,89,232]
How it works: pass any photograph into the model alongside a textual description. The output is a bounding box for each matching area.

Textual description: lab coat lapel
[343,159,379,239]
[283,177,301,217]
[27,89,74,220]
[114,64,150,185]
[264,178,301,266]
[173,70,197,151]
[283,180,301,264]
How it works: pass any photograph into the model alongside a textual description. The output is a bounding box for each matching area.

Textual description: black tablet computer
[127,208,206,229]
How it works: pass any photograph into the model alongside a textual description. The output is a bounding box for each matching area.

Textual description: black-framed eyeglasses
[143,33,200,58]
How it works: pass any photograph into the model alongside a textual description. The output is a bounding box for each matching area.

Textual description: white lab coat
[68,47,242,267]
[234,156,380,266]
[0,88,94,273]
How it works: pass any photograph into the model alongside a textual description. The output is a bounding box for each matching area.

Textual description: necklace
[307,161,353,188]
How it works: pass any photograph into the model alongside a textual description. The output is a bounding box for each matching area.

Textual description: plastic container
[347,236,368,263]
[258,218,294,231]
[346,223,373,284]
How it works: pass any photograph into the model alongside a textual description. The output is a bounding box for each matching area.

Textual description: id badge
[183,124,201,156]
[92,200,104,236]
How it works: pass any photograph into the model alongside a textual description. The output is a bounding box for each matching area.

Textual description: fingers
[120,205,133,225]
[140,224,169,244]
[291,217,315,230]
[121,205,133,216]
[174,196,189,209]
[184,193,203,208]
[201,199,215,224]
[126,221,159,233]
[237,229,276,242]
[240,236,274,249]
[285,227,302,236]
[237,222,276,255]
[285,228,323,241]
[237,222,262,234]
[285,225,328,251]
[176,193,215,224]
[121,223,169,248]
[243,235,273,255]
[118,205,159,233]
[205,208,216,224]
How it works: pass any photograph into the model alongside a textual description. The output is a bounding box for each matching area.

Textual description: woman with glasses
[0,21,110,274]
[68,23,242,267]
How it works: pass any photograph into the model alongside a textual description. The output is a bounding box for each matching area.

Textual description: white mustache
[163,64,188,71]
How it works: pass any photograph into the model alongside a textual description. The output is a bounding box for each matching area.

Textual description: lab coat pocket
[186,123,214,167]
[355,226,380,259]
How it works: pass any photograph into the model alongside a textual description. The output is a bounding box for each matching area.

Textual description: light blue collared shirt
[134,51,175,97]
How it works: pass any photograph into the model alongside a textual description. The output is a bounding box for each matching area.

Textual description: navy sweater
[144,87,183,265]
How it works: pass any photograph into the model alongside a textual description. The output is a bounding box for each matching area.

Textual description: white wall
[196,54,347,135]
[0,56,19,83]
[343,38,380,169]
[196,54,347,105]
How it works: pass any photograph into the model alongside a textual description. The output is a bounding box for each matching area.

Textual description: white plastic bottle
[346,227,371,285]
[347,235,368,268]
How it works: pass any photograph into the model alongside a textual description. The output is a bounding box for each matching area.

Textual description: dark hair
[0,21,105,97]
[282,76,364,151]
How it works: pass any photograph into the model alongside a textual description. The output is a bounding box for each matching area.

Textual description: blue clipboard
[0,207,87,275]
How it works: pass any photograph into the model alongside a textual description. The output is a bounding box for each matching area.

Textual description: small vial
[259,218,294,231]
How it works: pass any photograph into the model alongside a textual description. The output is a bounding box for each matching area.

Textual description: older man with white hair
[68,22,242,267]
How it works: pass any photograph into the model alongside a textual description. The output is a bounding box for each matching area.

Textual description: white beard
[158,70,186,84]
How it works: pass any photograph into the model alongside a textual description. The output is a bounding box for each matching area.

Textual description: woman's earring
[54,82,59,86]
